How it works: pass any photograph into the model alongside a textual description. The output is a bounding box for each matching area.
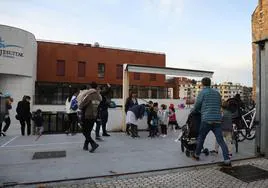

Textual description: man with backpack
[79,82,102,153]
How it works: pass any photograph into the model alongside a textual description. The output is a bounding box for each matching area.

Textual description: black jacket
[32,114,44,127]
[125,97,138,113]
[98,86,112,112]
[16,100,31,119]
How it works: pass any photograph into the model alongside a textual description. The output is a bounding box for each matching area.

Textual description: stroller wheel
[186,150,190,157]
[181,143,185,152]
[203,148,209,156]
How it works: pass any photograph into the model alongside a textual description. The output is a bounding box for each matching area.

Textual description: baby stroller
[179,111,209,157]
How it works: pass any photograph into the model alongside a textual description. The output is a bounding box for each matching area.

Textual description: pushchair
[179,111,209,157]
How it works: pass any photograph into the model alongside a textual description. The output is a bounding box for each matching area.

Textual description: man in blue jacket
[192,77,231,167]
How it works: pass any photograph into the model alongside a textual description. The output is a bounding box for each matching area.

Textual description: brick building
[35,40,167,104]
[252,0,268,99]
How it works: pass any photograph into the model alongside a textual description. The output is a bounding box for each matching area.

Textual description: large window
[78,61,86,77]
[134,73,140,80]
[116,64,123,79]
[56,60,65,76]
[98,63,105,78]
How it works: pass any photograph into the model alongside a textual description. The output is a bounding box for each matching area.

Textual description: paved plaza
[0,130,255,186]
[17,158,268,188]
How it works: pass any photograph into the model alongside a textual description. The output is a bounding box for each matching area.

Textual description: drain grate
[220,165,268,183]
[32,151,66,160]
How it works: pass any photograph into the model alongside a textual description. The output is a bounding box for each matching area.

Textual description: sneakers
[210,150,219,154]
[103,133,110,137]
[83,146,88,151]
[192,154,200,161]
[96,137,103,141]
[89,143,99,153]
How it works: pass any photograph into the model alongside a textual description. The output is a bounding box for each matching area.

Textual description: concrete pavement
[0,130,255,186]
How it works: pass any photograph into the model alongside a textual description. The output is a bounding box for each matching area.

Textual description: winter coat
[158,109,169,125]
[32,114,44,127]
[79,89,102,120]
[16,100,31,120]
[193,87,222,122]
[129,105,145,120]
[125,97,138,113]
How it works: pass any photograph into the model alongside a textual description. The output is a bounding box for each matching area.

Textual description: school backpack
[70,97,78,111]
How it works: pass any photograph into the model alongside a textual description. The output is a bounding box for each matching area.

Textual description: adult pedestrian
[65,90,79,135]
[125,91,138,135]
[192,77,231,167]
[79,82,102,153]
[16,95,32,136]
[0,93,13,136]
[95,83,112,140]
[0,92,7,135]
[126,104,146,138]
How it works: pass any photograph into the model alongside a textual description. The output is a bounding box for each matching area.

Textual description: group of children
[147,101,179,138]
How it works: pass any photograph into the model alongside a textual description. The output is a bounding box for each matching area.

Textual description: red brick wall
[37,41,166,86]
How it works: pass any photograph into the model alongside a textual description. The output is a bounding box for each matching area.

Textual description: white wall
[0,25,37,133]
[33,99,192,132]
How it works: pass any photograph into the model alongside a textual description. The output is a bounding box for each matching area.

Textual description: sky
[0,0,258,86]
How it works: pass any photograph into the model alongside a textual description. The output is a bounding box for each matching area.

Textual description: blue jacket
[193,87,222,122]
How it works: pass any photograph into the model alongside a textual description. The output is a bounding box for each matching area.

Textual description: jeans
[95,110,108,137]
[82,119,97,149]
[195,121,230,162]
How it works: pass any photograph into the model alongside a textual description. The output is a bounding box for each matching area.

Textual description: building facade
[36,41,167,104]
[0,25,37,123]
[252,0,268,100]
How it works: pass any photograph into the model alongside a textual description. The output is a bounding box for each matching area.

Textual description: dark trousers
[82,119,97,149]
[160,124,167,135]
[0,116,11,133]
[67,113,78,133]
[130,124,139,137]
[95,110,108,137]
[20,118,31,136]
[150,126,157,137]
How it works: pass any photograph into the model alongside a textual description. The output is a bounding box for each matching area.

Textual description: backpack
[70,97,78,111]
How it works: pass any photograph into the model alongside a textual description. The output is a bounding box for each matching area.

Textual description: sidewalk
[0,130,255,185]
[12,158,268,188]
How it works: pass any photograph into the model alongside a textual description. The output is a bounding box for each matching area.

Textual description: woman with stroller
[126,104,145,138]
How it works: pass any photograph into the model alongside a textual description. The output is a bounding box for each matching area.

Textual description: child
[168,104,178,132]
[158,104,169,137]
[32,109,44,140]
[213,101,233,158]
[150,103,159,138]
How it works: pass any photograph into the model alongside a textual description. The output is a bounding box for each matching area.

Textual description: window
[134,73,140,80]
[78,61,86,77]
[56,60,65,76]
[98,63,105,78]
[150,74,156,81]
[116,64,123,79]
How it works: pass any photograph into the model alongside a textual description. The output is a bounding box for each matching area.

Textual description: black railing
[34,111,81,134]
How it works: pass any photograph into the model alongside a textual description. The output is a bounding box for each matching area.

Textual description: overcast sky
[0,0,258,86]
